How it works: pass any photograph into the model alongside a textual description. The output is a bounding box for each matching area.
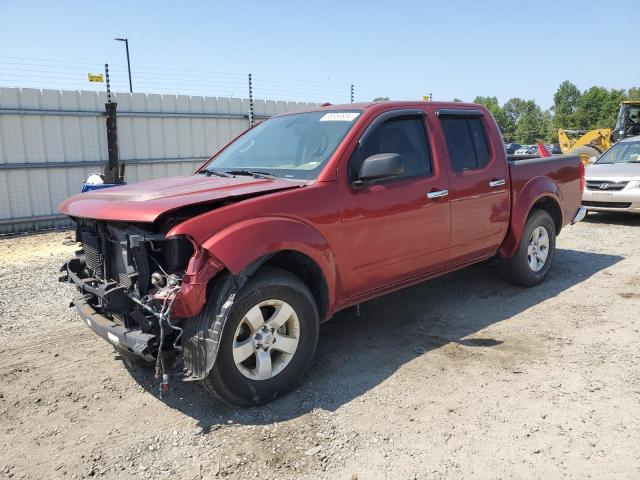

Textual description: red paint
[538,143,552,157]
[162,246,225,318]
[59,101,583,319]
[58,174,305,223]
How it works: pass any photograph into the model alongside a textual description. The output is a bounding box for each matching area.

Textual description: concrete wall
[0,87,317,234]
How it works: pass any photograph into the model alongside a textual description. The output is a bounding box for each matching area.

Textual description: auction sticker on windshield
[319,112,360,122]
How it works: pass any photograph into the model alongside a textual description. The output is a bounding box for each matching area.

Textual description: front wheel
[203,267,319,406]
[504,210,556,287]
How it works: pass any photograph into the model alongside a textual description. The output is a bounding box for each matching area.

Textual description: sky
[0,0,638,108]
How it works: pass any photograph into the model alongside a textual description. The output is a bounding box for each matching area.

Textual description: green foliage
[552,81,581,132]
[372,96,389,102]
[468,82,640,144]
[501,98,527,142]
[515,100,545,144]
[473,96,508,135]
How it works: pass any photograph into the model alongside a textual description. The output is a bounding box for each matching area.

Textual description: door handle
[489,179,506,188]
[427,189,449,199]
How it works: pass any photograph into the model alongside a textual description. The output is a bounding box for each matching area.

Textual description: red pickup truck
[59,101,586,406]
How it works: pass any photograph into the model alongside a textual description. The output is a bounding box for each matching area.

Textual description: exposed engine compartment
[60,218,198,361]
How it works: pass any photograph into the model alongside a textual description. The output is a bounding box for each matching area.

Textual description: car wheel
[203,267,319,406]
[504,209,556,287]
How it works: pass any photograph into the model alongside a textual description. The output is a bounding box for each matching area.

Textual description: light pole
[115,37,132,93]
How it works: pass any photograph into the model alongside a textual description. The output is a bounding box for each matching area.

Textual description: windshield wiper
[197,169,235,178]
[225,169,276,179]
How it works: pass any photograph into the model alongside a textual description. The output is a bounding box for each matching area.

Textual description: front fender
[499,176,562,258]
[172,216,338,309]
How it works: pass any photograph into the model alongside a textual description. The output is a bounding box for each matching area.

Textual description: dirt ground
[0,212,639,479]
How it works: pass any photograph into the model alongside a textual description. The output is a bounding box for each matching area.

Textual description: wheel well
[531,197,562,234]
[262,250,330,322]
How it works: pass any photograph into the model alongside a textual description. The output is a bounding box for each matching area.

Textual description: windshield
[596,141,640,164]
[204,110,362,180]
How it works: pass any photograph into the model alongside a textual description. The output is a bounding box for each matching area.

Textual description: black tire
[203,267,319,407]
[504,210,556,287]
[571,145,600,164]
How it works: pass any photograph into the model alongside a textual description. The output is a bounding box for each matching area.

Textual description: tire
[203,267,319,406]
[571,145,600,164]
[504,210,556,287]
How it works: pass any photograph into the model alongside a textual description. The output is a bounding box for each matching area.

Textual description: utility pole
[115,37,133,93]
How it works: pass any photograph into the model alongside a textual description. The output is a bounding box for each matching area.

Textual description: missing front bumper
[72,292,157,361]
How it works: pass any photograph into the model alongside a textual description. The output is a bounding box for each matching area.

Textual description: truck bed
[508,153,583,229]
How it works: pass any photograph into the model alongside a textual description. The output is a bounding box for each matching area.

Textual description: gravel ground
[0,212,639,479]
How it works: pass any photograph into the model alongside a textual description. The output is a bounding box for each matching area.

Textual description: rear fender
[498,177,562,258]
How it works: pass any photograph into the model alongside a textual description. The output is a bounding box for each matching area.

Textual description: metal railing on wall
[0,87,319,234]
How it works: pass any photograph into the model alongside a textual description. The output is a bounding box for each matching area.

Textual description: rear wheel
[571,145,600,165]
[203,267,319,406]
[504,210,556,287]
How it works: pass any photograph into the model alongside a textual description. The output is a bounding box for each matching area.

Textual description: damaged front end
[59,218,226,392]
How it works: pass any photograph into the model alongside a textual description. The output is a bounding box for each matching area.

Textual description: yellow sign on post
[422,95,430,101]
[88,73,104,83]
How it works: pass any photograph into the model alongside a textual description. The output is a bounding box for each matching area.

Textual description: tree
[501,97,527,142]
[552,81,581,130]
[473,96,508,136]
[542,110,555,142]
[372,96,389,102]
[515,100,545,144]
[574,86,625,129]
[627,87,640,101]
[452,97,464,102]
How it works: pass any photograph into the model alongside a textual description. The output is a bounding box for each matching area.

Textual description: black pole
[125,39,132,93]
[116,38,133,93]
[248,73,254,127]
[104,63,123,184]
[350,84,354,103]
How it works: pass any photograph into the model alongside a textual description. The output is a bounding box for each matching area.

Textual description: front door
[340,110,451,296]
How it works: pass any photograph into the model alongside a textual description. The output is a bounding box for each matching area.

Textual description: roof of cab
[273,100,483,118]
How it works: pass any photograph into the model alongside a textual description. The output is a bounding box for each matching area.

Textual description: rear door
[437,109,510,261]
[340,109,451,295]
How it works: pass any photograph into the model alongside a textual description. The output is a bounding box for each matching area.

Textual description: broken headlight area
[60,219,196,349]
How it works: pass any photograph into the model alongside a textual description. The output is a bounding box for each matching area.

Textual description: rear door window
[440,117,491,172]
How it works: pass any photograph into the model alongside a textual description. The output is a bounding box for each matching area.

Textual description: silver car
[582,135,640,213]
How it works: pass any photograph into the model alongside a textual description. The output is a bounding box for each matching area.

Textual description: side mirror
[353,153,404,186]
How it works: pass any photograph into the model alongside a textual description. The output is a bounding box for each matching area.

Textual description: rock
[304,446,322,456]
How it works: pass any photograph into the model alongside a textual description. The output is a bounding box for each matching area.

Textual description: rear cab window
[440,115,491,172]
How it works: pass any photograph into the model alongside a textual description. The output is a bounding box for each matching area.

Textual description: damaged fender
[170,216,339,381]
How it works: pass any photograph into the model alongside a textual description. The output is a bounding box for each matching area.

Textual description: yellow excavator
[558,100,640,164]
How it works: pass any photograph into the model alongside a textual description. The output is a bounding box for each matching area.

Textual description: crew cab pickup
[59,101,586,406]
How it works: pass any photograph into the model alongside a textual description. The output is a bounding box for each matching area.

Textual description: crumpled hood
[59,174,307,223]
